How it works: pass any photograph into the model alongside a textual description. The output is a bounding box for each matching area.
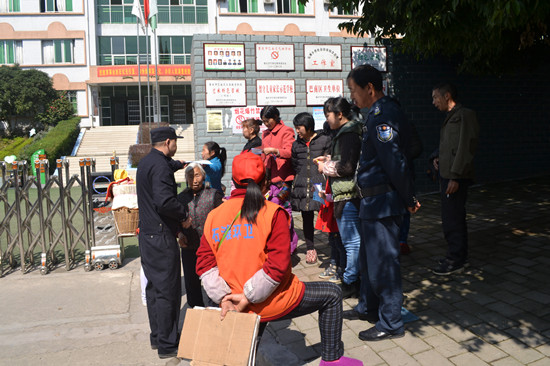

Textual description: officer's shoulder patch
[374,106,381,116]
[376,124,393,142]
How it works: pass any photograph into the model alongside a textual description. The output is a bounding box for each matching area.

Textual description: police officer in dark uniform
[137,127,188,359]
[347,65,420,341]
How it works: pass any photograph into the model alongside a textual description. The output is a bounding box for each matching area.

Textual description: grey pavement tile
[508,257,538,267]
[469,323,511,344]
[453,299,493,315]
[405,323,442,338]
[413,349,455,366]
[490,357,525,366]
[528,358,550,366]
[535,342,550,357]
[517,313,550,333]
[447,309,484,327]
[341,328,365,349]
[303,326,320,345]
[274,328,305,345]
[523,290,550,305]
[391,332,432,355]
[433,322,476,343]
[423,334,468,358]
[285,339,320,361]
[490,290,526,305]
[292,314,319,332]
[495,339,546,364]
[479,311,519,330]
[378,344,422,366]
[460,337,508,362]
[486,301,524,317]
[504,325,549,347]
[505,264,534,276]
[345,344,386,365]
[449,352,490,366]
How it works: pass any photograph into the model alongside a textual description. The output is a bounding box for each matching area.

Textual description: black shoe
[341,281,358,299]
[159,352,178,359]
[343,309,379,323]
[358,326,404,341]
[433,258,466,275]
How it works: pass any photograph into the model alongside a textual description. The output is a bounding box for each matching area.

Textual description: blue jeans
[335,201,361,285]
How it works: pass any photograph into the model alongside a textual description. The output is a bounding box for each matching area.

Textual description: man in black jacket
[137,127,188,359]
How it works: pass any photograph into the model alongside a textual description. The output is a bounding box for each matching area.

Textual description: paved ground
[0,176,549,365]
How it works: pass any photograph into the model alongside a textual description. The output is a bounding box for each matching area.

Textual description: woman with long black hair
[201,141,227,194]
[196,152,362,366]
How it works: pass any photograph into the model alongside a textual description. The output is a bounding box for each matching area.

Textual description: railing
[0,157,119,276]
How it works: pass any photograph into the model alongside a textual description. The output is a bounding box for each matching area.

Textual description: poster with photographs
[304,44,342,71]
[305,79,344,106]
[204,43,245,71]
[256,79,296,106]
[255,44,295,71]
[205,79,247,107]
[351,46,387,71]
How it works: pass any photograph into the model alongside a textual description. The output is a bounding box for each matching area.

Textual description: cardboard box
[178,307,261,366]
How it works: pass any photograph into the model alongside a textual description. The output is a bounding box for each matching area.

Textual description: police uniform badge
[374,106,381,116]
[376,124,393,142]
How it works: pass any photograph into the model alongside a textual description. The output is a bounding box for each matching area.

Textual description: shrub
[36,91,74,127]
[0,137,34,161]
[19,117,81,173]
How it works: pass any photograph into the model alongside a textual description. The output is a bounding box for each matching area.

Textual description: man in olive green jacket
[430,83,479,275]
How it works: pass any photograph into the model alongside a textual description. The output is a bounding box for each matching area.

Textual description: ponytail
[204,141,227,177]
[239,179,265,224]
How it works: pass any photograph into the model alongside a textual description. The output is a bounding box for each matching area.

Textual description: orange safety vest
[203,198,304,321]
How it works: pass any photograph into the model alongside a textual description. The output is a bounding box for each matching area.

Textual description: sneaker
[319,264,337,279]
[328,273,342,284]
[438,257,469,267]
[400,242,411,255]
[320,356,363,366]
[433,258,466,275]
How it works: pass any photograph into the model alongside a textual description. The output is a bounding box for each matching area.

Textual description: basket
[112,208,139,235]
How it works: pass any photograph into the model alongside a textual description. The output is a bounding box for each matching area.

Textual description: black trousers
[139,231,182,355]
[181,248,205,308]
[301,210,315,250]
[440,178,470,264]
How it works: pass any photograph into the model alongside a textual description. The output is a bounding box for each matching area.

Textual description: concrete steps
[64,124,195,183]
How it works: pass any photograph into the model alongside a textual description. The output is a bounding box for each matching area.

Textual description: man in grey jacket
[431,83,479,275]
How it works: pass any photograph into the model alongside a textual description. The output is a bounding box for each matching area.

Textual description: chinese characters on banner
[231,106,267,134]
[255,44,295,71]
[305,79,344,106]
[351,46,387,71]
[204,43,245,71]
[256,79,296,106]
[304,44,342,71]
[205,79,247,107]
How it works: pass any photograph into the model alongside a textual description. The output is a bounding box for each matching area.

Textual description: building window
[330,5,359,16]
[228,0,257,13]
[158,36,192,64]
[0,40,22,65]
[276,0,305,14]
[42,40,74,64]
[40,0,73,12]
[65,91,77,113]
[0,0,20,12]
[98,0,207,24]
[98,36,150,65]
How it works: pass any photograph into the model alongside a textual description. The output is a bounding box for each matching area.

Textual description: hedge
[19,117,81,173]
[0,137,34,162]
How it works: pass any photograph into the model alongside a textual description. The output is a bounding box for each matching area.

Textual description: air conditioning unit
[264,0,274,4]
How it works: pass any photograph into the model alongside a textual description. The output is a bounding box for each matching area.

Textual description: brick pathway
[259,177,550,366]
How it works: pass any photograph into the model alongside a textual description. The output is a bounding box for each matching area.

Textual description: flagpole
[146,25,151,133]
[137,20,143,143]
[154,29,161,127]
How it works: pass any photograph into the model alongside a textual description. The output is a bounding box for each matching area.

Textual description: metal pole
[154,28,161,126]
[146,25,152,134]
[137,20,143,141]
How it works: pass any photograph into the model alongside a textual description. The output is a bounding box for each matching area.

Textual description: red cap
[232,152,265,186]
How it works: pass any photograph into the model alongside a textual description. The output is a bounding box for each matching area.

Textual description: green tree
[36,91,75,126]
[331,0,550,73]
[0,65,57,134]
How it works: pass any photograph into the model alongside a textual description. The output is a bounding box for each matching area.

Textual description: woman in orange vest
[196,152,362,366]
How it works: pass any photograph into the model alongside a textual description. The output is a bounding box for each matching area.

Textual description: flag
[144,0,158,30]
[131,0,145,32]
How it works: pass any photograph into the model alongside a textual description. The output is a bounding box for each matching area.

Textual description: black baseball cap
[150,127,183,143]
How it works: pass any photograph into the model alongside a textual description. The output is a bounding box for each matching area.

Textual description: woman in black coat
[291,112,332,264]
